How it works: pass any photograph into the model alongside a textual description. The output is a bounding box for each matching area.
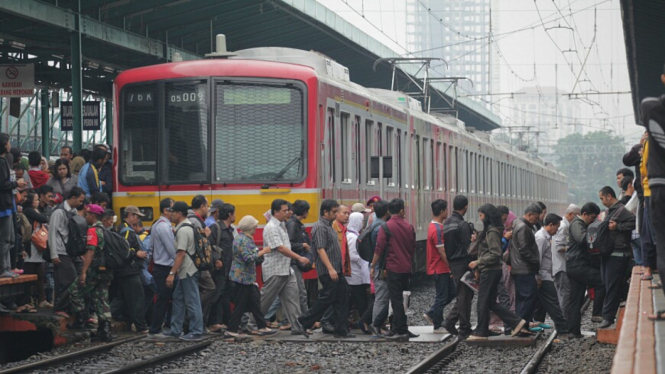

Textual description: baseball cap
[124,205,145,217]
[208,199,225,213]
[352,203,371,213]
[171,201,189,215]
[86,204,104,216]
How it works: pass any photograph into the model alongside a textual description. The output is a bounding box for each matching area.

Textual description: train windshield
[119,79,305,186]
[214,81,305,182]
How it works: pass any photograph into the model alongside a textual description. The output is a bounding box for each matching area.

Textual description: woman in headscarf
[346,211,371,333]
[226,215,275,336]
[46,159,78,199]
[467,204,527,341]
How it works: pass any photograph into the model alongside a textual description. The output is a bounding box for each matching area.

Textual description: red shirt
[426,221,450,275]
[374,215,416,274]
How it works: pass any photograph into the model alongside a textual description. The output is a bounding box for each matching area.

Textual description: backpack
[587,206,625,256]
[374,223,393,270]
[101,228,132,269]
[17,212,32,245]
[357,220,385,262]
[65,211,89,257]
[175,223,213,272]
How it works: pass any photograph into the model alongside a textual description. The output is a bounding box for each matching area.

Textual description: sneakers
[0,271,19,279]
[511,320,527,337]
[599,320,613,329]
[591,316,603,323]
[147,332,175,340]
[368,324,383,337]
[433,326,447,334]
[179,333,204,342]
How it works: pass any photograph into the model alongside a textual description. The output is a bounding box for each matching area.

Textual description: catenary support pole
[41,89,50,157]
[71,0,83,152]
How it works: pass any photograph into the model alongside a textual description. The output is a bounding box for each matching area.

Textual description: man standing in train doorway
[643,67,665,321]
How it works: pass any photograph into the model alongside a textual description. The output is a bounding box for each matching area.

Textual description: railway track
[407,297,593,374]
[0,335,215,374]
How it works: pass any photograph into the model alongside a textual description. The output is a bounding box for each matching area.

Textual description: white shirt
[262,217,293,281]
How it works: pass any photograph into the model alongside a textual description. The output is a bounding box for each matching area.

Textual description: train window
[328,109,336,184]
[164,80,209,183]
[386,126,394,187]
[340,113,351,183]
[214,81,305,183]
[365,120,375,185]
[402,130,408,189]
[450,146,456,192]
[436,142,443,192]
[422,138,430,190]
[355,116,361,184]
[120,83,158,185]
[397,129,403,188]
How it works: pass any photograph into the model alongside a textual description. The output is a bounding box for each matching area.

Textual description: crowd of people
[0,82,664,345]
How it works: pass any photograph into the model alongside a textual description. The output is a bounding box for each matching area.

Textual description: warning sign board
[61,101,101,131]
[0,64,34,97]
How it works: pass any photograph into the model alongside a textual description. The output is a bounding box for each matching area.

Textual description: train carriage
[113,47,567,275]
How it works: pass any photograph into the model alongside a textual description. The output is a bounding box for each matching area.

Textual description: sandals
[266,321,279,329]
[648,310,665,321]
[258,328,277,336]
[16,304,37,313]
[641,274,653,281]
[648,282,662,290]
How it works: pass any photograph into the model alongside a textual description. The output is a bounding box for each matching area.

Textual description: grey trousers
[292,265,309,314]
[371,265,390,327]
[0,215,14,274]
[260,273,304,333]
[554,271,570,316]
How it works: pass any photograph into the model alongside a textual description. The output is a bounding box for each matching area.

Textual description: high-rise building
[406,0,498,99]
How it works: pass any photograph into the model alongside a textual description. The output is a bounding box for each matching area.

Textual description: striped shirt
[262,217,292,281]
[312,217,343,277]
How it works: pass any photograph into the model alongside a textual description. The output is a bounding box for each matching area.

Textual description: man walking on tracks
[442,196,475,339]
[67,204,114,342]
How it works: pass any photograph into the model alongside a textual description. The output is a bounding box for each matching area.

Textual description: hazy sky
[318,0,638,145]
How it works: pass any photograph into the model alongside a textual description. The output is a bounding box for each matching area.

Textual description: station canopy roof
[0,0,501,131]
[621,0,665,123]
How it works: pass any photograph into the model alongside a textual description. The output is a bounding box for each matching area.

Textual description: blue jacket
[77,162,102,197]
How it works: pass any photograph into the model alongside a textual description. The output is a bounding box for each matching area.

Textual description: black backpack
[65,211,88,257]
[175,223,213,272]
[357,221,387,262]
[101,228,132,269]
[587,206,624,256]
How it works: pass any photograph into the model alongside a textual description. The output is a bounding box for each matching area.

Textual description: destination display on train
[222,86,291,105]
[168,86,205,108]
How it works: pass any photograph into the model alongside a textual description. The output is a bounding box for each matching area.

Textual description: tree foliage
[553,131,626,205]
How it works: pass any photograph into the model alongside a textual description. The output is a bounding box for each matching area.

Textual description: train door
[162,79,212,205]
[353,116,362,202]
[323,107,336,199]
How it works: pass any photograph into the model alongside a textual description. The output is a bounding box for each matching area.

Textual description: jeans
[642,198,658,269]
[149,265,176,334]
[426,273,456,328]
[475,269,522,337]
[514,274,538,322]
[298,275,349,335]
[565,265,604,335]
[265,296,281,321]
[387,271,410,335]
[631,239,642,266]
[600,255,630,323]
[651,187,665,300]
[444,260,474,336]
[371,265,389,328]
[171,272,203,336]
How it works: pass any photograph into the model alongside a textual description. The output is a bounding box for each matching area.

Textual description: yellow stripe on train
[112,191,321,225]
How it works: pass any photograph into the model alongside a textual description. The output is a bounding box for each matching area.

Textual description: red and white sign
[0,64,34,97]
